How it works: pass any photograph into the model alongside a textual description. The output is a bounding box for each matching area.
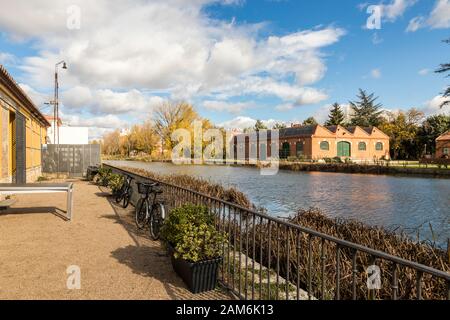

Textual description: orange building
[435,131,450,158]
[233,124,390,162]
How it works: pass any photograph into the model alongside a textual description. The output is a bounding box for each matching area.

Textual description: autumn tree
[325,103,345,126]
[102,129,121,155]
[154,101,211,157]
[349,89,383,127]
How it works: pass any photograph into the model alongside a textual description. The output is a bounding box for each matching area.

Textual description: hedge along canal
[104,160,450,248]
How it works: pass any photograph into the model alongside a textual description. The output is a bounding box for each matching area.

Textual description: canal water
[106,161,450,248]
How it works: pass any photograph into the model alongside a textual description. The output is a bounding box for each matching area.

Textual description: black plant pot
[168,244,222,294]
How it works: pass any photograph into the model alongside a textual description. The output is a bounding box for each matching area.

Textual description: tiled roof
[436,131,450,141]
[279,125,317,138]
[346,126,357,133]
[362,127,374,134]
[0,64,50,127]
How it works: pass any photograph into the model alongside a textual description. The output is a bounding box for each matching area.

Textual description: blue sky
[0,0,449,137]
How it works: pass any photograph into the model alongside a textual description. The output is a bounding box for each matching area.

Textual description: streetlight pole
[54,60,67,145]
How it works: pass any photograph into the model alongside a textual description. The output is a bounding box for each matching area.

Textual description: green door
[280,142,290,159]
[337,141,351,157]
[296,142,303,157]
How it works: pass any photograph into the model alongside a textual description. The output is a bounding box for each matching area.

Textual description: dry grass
[218,209,448,300]
[120,166,253,209]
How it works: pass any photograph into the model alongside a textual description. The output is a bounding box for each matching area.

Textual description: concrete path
[0,180,230,300]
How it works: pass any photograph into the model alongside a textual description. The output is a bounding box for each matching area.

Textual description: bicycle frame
[139,187,161,221]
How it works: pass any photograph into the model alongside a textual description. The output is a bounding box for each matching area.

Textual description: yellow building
[0,65,50,183]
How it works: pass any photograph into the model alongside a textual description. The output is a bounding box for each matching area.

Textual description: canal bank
[103,157,450,178]
[104,160,450,248]
[102,163,450,300]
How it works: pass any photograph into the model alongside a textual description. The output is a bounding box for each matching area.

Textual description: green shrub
[333,157,343,164]
[323,157,332,164]
[161,204,227,263]
[107,174,124,194]
[93,167,112,186]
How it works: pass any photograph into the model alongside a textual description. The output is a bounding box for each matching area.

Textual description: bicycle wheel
[115,186,124,203]
[122,186,133,209]
[149,203,165,241]
[135,198,147,229]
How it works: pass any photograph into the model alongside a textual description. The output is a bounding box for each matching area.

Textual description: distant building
[45,116,89,145]
[0,65,50,183]
[233,124,390,161]
[436,131,450,158]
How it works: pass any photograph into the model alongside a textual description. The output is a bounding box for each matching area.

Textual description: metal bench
[0,198,17,211]
[0,183,74,221]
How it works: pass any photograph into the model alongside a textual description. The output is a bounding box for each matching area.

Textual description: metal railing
[104,164,450,300]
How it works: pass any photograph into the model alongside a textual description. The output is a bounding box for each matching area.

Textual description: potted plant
[161,204,227,294]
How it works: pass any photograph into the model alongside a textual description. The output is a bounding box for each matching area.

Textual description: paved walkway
[0,180,231,300]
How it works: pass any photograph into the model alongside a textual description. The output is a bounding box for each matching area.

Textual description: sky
[0,0,449,138]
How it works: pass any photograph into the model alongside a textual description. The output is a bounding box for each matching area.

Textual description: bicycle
[135,182,166,240]
[115,174,133,209]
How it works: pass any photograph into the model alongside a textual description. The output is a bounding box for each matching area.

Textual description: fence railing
[104,164,450,300]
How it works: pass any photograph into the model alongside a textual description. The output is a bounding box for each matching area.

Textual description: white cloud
[407,0,450,32]
[209,76,329,105]
[218,116,283,130]
[61,113,131,139]
[62,114,128,129]
[406,16,425,32]
[427,0,450,29]
[275,103,294,112]
[313,103,353,124]
[418,68,431,76]
[19,83,50,107]
[0,0,344,135]
[381,0,417,22]
[422,95,450,115]
[0,52,16,65]
[203,100,254,114]
[370,68,382,79]
[62,86,165,115]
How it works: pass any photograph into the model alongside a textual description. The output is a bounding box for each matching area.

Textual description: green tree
[349,89,383,127]
[379,109,424,159]
[417,114,450,156]
[302,117,318,126]
[325,103,345,126]
[435,38,450,108]
[272,122,287,129]
[254,119,268,131]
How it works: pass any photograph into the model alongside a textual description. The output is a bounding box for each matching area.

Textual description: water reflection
[107,161,450,247]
